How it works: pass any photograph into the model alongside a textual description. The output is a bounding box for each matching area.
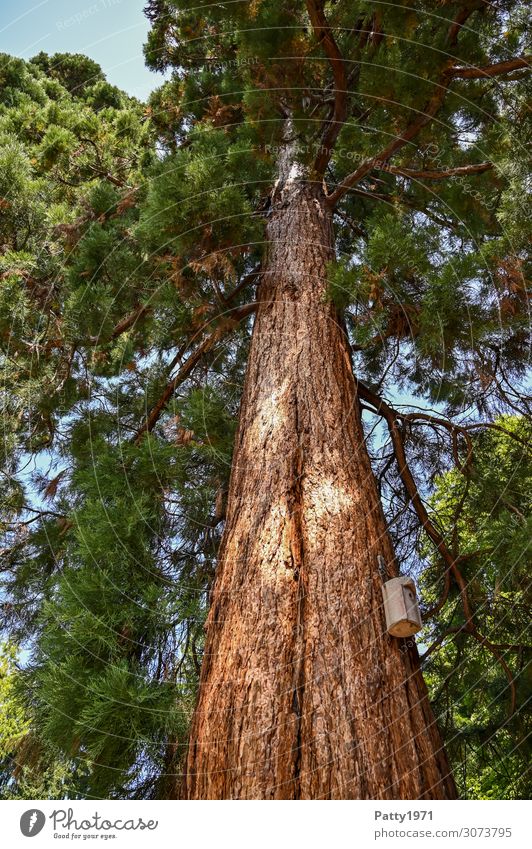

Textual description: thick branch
[40,303,150,352]
[306,0,348,177]
[88,303,151,345]
[447,2,484,46]
[134,303,257,442]
[326,75,452,206]
[327,47,529,207]
[220,265,261,306]
[358,381,518,716]
[356,380,474,622]
[381,161,493,181]
[448,55,531,79]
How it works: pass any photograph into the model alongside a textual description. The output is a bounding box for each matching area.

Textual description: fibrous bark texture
[184,179,456,800]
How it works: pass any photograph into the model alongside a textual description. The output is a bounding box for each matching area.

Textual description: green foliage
[137,123,267,271]
[30,52,105,96]
[420,418,531,799]
[1,0,530,800]
[0,642,28,759]
[0,52,208,798]
[0,642,88,800]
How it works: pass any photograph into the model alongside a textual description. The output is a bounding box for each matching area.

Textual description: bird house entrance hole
[381,576,423,638]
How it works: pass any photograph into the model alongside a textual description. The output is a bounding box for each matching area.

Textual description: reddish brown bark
[184,175,456,800]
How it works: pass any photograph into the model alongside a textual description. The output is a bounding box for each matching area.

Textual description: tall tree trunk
[184,165,456,799]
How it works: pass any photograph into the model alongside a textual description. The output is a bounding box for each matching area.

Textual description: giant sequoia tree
[1,2,530,800]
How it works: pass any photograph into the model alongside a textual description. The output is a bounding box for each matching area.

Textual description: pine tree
[0,642,87,799]
[0,52,194,798]
[421,417,531,800]
[1,0,530,800]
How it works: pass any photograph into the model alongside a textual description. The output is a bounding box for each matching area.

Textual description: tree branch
[134,303,257,442]
[326,39,528,208]
[356,380,474,622]
[448,55,531,79]
[306,0,348,177]
[87,303,151,345]
[381,161,493,181]
[220,264,261,305]
[419,626,465,662]
[358,381,518,716]
[446,2,484,47]
[326,74,452,206]
[469,631,516,717]
[40,303,151,352]
[400,410,473,474]
[465,421,530,449]
[346,186,461,231]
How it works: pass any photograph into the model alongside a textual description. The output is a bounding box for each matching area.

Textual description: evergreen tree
[0,52,196,798]
[0,641,87,799]
[1,0,530,800]
[420,417,531,800]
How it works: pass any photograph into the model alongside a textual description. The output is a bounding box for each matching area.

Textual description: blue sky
[0,0,163,99]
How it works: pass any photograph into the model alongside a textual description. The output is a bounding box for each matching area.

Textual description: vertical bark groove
[184,178,456,800]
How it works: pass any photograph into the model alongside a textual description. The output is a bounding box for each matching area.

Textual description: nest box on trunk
[381,576,422,638]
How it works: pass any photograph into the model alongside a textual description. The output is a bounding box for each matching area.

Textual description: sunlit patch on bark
[305,476,357,523]
[250,380,289,445]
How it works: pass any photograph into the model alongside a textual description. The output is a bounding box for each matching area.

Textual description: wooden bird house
[381,576,422,638]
